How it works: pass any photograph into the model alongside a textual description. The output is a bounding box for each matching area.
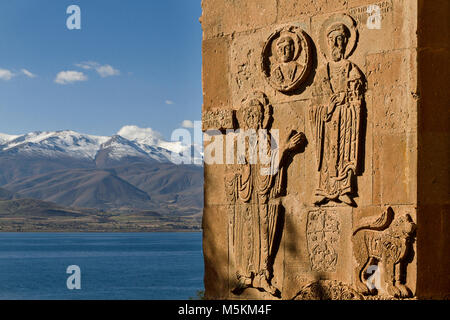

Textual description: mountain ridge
[0,126,204,220]
[0,127,202,164]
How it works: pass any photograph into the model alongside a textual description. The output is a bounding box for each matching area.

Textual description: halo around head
[241,91,269,110]
[261,25,312,93]
[276,30,302,61]
[319,14,358,59]
[238,91,272,128]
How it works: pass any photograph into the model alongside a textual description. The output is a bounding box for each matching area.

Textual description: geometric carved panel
[306,209,340,272]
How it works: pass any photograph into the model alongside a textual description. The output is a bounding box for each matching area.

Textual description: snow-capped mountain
[118,125,203,164]
[0,126,204,217]
[0,126,203,164]
[0,130,109,159]
[0,133,20,145]
[99,135,150,160]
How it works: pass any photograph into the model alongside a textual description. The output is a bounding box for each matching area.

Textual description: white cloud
[181,120,194,128]
[75,61,120,78]
[21,69,37,78]
[96,64,120,78]
[117,125,164,144]
[55,70,88,85]
[0,69,15,81]
[165,100,175,105]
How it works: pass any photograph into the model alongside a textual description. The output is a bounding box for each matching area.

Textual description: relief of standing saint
[310,15,365,206]
[226,92,305,297]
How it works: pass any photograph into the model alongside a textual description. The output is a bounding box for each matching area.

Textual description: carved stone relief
[225,91,306,297]
[306,209,340,272]
[205,12,412,300]
[309,14,366,207]
[294,280,363,300]
[202,109,236,131]
[200,0,434,300]
[261,25,312,93]
[352,207,416,298]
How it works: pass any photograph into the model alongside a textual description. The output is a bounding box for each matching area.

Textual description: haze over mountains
[0,126,203,220]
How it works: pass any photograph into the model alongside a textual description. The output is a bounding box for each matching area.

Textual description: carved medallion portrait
[261,26,312,93]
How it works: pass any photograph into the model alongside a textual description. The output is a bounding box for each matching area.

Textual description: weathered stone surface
[277,0,347,22]
[230,29,268,107]
[202,205,229,299]
[200,0,277,40]
[201,0,449,300]
[204,164,227,205]
[372,132,416,205]
[202,36,231,111]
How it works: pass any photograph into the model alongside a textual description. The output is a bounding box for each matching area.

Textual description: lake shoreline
[0,227,202,233]
[0,211,202,233]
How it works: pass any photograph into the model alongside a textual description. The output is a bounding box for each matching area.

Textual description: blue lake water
[0,232,204,300]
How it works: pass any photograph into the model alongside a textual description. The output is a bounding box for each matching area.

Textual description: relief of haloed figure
[262,26,312,93]
[310,14,365,207]
[270,35,305,90]
[225,92,305,297]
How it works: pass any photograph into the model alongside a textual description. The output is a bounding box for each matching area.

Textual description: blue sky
[0,0,202,139]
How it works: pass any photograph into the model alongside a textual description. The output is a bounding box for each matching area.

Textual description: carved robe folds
[226,147,283,295]
[310,60,364,202]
